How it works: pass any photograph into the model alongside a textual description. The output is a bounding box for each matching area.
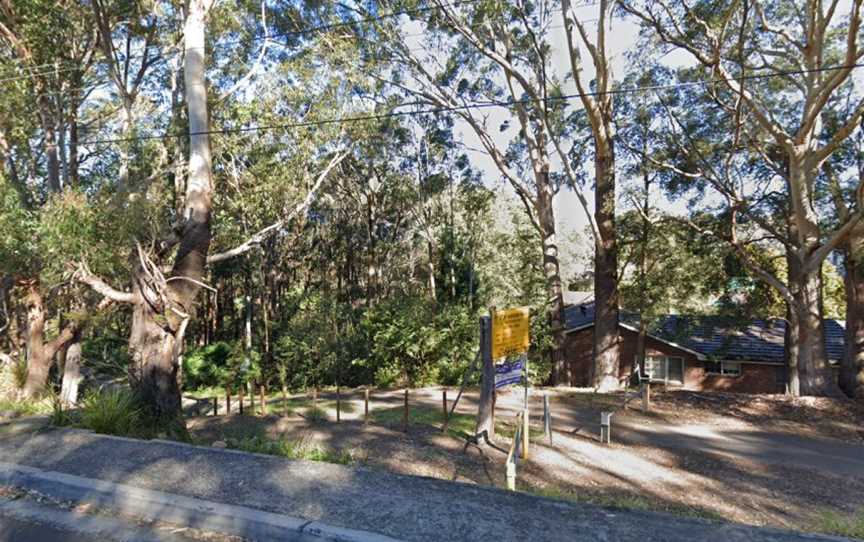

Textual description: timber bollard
[402,389,409,432]
[364,388,369,423]
[249,384,255,413]
[442,389,448,425]
[600,411,613,444]
[543,394,552,445]
[260,385,267,416]
[226,391,231,414]
[239,388,244,415]
[212,397,217,416]
[642,382,651,412]
[336,386,341,422]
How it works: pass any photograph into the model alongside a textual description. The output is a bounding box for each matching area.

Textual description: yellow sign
[492,307,530,359]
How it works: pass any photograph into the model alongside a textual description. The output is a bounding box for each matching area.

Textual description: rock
[211,440,227,449]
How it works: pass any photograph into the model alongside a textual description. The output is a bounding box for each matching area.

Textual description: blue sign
[494,356,525,389]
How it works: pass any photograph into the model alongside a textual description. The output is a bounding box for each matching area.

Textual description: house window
[706,361,741,377]
[639,356,684,384]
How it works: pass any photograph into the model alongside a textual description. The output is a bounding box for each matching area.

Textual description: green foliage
[48,392,73,427]
[303,405,328,423]
[359,297,478,387]
[183,342,232,390]
[12,356,28,391]
[225,435,356,465]
[809,509,864,539]
[372,404,475,439]
[81,335,130,379]
[0,178,36,274]
[80,389,143,437]
[0,398,50,417]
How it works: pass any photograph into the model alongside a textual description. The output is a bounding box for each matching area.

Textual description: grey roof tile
[564,302,845,363]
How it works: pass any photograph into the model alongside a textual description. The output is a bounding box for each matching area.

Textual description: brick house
[562,302,846,394]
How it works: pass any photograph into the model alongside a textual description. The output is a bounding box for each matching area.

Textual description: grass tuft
[0,397,51,417]
[526,485,724,522]
[225,434,357,465]
[11,358,27,390]
[304,405,328,422]
[371,404,544,441]
[80,388,143,437]
[809,508,864,539]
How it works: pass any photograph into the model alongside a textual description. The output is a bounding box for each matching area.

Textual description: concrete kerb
[0,461,401,542]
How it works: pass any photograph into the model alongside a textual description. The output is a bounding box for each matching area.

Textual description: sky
[442,2,644,278]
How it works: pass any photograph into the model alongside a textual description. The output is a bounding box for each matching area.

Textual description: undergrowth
[808,508,864,539]
[225,434,359,465]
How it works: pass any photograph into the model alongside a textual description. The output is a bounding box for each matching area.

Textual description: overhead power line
[77,61,864,147]
[0,0,600,86]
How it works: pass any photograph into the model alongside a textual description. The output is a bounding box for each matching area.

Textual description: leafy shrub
[182,342,232,390]
[80,388,142,437]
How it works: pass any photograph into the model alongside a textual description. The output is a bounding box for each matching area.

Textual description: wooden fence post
[336,386,341,422]
[239,386,244,415]
[249,382,255,412]
[212,397,217,416]
[600,411,613,444]
[226,390,231,415]
[543,394,552,445]
[364,387,369,424]
[402,389,409,432]
[442,389,448,427]
[260,384,267,416]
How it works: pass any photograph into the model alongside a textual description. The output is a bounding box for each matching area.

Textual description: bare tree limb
[73,262,138,304]
[207,148,349,264]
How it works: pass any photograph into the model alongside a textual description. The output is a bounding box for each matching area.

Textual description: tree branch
[207,148,349,264]
[73,262,138,304]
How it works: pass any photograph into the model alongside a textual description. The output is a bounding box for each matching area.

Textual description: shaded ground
[184,387,864,536]
[0,428,855,542]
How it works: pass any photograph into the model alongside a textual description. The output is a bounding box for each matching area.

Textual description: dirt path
[178,387,864,534]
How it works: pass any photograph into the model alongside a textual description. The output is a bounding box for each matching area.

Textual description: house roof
[564,303,845,364]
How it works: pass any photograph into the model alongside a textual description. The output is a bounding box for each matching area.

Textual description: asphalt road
[0,427,856,542]
[0,514,100,542]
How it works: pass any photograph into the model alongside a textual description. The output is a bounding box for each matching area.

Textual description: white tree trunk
[60,340,82,406]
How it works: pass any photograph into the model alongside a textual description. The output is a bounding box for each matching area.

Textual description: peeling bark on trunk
[593,142,620,392]
[785,214,801,396]
[21,283,76,398]
[127,0,212,420]
[787,156,836,396]
[841,232,864,399]
[22,284,49,398]
[792,269,833,395]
